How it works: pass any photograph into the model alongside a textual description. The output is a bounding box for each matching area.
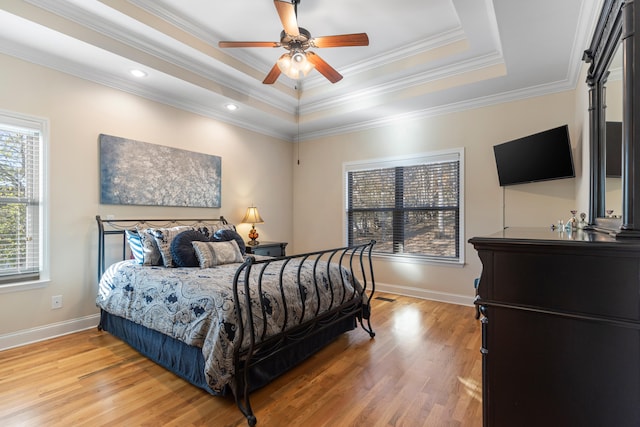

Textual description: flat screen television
[606,121,622,178]
[493,125,574,187]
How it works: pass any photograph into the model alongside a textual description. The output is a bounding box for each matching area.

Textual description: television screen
[493,125,575,187]
[606,121,622,178]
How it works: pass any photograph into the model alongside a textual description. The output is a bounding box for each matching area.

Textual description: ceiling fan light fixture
[277,51,314,80]
[218,0,367,84]
[292,51,305,63]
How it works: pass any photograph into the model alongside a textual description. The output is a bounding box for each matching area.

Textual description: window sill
[0,279,50,294]
[372,252,465,267]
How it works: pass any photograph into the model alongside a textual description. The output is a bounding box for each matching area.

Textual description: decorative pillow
[125,229,144,265]
[212,228,246,255]
[170,230,210,267]
[193,221,236,238]
[147,225,195,267]
[135,226,163,266]
[192,240,244,268]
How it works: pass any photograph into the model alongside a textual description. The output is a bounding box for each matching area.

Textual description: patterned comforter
[96,258,362,393]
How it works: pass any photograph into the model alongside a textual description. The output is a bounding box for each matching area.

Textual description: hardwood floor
[0,293,482,426]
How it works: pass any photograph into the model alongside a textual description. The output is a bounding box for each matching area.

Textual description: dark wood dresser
[469,227,640,427]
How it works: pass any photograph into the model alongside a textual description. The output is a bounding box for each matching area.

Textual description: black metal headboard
[95,215,228,282]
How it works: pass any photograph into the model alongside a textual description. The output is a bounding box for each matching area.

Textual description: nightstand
[245,241,287,257]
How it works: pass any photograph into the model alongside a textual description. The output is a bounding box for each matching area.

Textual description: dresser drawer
[246,242,287,257]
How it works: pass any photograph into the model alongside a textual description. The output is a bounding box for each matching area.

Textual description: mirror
[604,44,623,218]
[582,0,640,237]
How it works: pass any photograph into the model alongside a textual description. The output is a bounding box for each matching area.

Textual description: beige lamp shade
[241,206,264,246]
[241,206,264,224]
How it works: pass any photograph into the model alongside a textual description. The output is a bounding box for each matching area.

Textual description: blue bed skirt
[99,310,357,396]
[99,310,218,394]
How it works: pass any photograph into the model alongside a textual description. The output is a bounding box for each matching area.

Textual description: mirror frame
[584,0,640,237]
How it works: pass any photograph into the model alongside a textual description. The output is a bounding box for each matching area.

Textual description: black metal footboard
[231,241,376,426]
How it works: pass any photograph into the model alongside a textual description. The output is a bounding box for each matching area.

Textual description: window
[0,111,48,286]
[345,149,463,264]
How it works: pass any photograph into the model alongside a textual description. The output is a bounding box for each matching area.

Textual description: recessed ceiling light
[130,69,147,78]
[225,103,239,111]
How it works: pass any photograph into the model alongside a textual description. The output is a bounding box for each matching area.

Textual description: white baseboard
[0,285,472,351]
[375,282,475,306]
[0,314,100,351]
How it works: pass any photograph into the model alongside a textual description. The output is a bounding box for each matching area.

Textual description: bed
[95,215,376,426]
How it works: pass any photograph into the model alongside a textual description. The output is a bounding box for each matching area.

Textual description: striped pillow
[192,240,243,268]
[135,225,163,266]
[212,229,246,255]
[125,229,144,264]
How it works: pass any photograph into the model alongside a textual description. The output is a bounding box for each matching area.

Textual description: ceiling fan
[218,0,369,84]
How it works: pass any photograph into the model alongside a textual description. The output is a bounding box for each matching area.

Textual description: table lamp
[241,206,264,246]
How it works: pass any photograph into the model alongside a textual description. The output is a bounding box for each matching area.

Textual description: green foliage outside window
[0,127,39,281]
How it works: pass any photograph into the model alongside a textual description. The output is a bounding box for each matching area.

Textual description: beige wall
[0,54,293,343]
[293,89,588,302]
[0,51,593,347]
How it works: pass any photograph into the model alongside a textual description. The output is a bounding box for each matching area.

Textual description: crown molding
[12,0,602,144]
[301,78,579,141]
[308,27,467,88]
[0,34,578,144]
[301,51,505,115]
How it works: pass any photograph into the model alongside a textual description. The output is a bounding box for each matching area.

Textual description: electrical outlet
[51,295,63,309]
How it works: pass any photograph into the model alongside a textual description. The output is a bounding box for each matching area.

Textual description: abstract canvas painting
[99,134,221,207]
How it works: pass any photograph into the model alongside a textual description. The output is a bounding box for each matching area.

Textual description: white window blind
[345,149,464,263]
[0,114,44,284]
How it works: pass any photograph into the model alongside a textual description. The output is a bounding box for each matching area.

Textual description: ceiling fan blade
[306,52,343,83]
[274,0,300,37]
[263,63,282,84]
[219,41,280,48]
[312,33,369,48]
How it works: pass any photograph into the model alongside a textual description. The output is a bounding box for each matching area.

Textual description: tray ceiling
[0,0,601,141]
